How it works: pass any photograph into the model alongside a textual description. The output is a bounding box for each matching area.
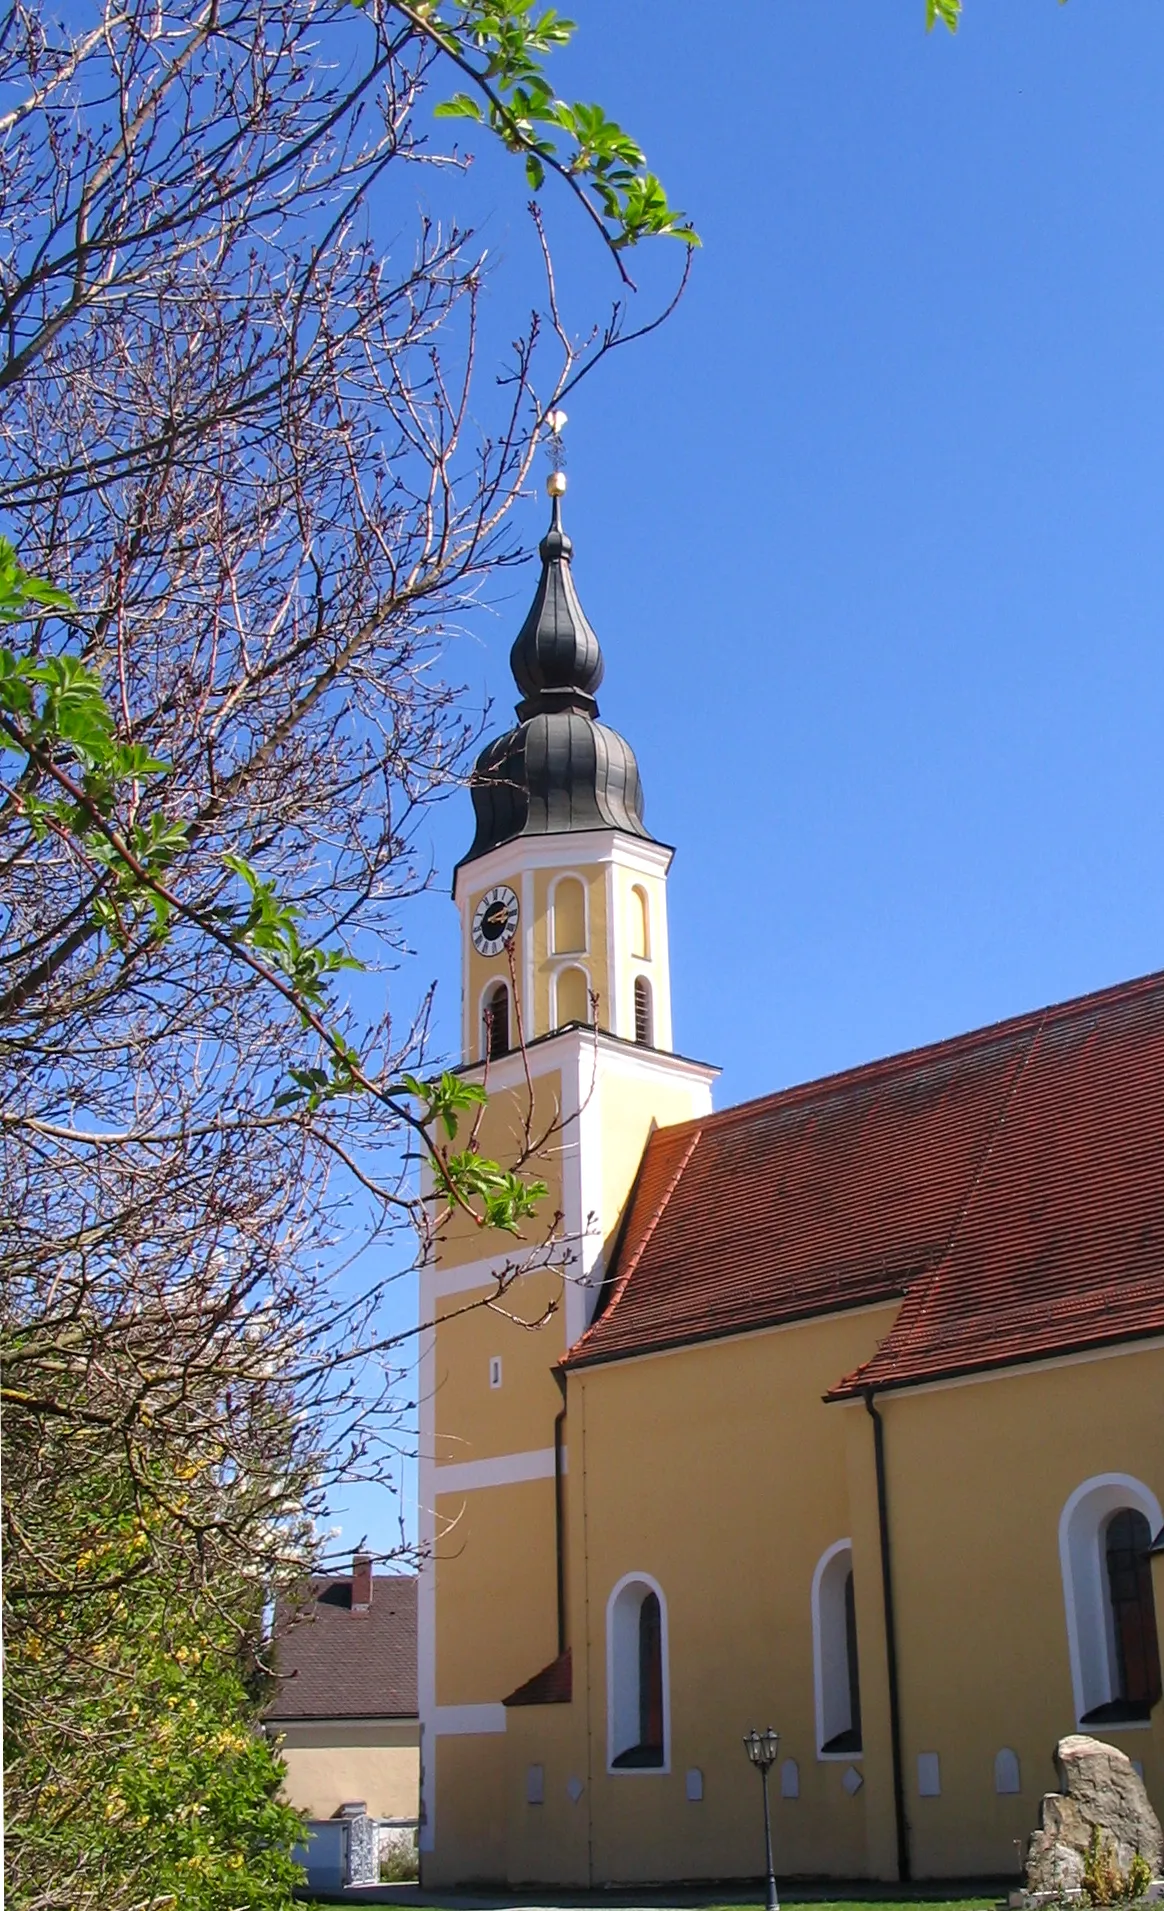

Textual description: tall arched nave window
[813,1540,862,1757]
[607,1574,668,1770]
[1060,1474,1163,1725]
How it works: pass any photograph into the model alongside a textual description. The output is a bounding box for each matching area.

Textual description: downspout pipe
[553,1367,568,1657]
[865,1387,910,1884]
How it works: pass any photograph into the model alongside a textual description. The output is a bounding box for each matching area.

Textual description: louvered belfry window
[633,976,653,1047]
[483,982,509,1060]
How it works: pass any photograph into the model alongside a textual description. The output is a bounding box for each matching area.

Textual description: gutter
[865,1388,910,1884]
[553,1368,568,1656]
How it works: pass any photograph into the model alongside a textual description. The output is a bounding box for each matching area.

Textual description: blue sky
[335,0,1164,1552]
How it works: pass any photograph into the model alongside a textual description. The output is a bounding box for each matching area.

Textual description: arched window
[633,975,653,1047]
[812,1540,862,1757]
[1060,1474,1164,1726]
[630,885,651,961]
[552,876,586,954]
[482,980,510,1061]
[555,965,590,1029]
[1104,1509,1161,1718]
[607,1574,668,1771]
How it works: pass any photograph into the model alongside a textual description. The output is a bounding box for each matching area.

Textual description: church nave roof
[565,966,1164,1395]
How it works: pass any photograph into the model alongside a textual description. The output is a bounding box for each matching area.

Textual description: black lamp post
[743,1727,780,1911]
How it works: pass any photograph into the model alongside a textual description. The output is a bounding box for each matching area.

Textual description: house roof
[503,1648,573,1707]
[564,969,1164,1395]
[266,1573,417,1722]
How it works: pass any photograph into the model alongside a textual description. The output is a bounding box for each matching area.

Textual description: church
[416,478,1164,1889]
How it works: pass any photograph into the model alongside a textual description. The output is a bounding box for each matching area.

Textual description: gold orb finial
[547,470,567,497]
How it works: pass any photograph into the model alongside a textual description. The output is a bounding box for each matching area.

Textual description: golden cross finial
[545,408,568,497]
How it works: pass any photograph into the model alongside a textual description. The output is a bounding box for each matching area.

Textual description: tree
[0,2,690,1902]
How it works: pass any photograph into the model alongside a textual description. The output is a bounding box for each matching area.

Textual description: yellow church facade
[417,487,1164,1889]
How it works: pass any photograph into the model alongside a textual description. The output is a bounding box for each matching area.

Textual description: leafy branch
[0,539,545,1237]
[387,0,697,282]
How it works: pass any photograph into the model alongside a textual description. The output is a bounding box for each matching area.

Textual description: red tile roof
[565,970,1164,1395]
[503,1649,572,1706]
[267,1573,417,1721]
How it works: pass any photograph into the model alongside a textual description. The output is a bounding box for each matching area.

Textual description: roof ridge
[660,965,1164,1143]
[828,1013,1049,1401]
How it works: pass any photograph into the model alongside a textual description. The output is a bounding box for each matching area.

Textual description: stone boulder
[1025,1735,1164,1898]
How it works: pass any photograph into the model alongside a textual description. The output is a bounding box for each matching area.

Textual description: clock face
[472,885,520,957]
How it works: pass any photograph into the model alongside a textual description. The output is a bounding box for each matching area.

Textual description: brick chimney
[351,1552,373,1614]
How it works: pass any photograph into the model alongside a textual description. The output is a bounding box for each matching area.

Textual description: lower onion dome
[465,710,650,862]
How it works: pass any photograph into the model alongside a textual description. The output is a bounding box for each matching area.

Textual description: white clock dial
[471,885,520,957]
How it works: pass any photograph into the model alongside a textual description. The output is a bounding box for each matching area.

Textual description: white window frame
[549,870,589,956]
[812,1538,861,1760]
[632,972,654,1046]
[630,882,652,962]
[605,1570,670,1775]
[1059,1472,1163,1728]
[552,961,592,1029]
[478,976,511,1061]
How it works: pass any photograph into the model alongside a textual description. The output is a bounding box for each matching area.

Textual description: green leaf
[434,92,484,120]
[525,151,545,190]
[925,0,961,31]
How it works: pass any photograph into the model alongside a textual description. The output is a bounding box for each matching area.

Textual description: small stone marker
[1024,1735,1164,1898]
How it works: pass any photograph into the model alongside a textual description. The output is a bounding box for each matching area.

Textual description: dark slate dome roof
[460,494,653,867]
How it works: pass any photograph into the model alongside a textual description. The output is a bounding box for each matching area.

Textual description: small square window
[489,1357,502,1389]
[526,1763,544,1805]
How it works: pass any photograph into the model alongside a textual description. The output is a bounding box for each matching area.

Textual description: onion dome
[509,499,604,718]
[460,489,653,867]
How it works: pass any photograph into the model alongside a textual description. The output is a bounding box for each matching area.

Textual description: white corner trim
[432,1446,559,1496]
[522,864,535,1041]
[416,1309,438,1851]
[432,1703,508,1736]
[431,1243,569,1302]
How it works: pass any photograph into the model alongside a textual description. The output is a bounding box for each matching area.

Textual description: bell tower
[453,478,674,1063]
[417,476,718,1879]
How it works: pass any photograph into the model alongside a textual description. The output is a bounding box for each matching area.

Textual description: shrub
[379,1829,419,1884]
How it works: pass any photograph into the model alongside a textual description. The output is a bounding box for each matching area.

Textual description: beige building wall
[274,1719,419,1821]
[425,1301,1164,1888]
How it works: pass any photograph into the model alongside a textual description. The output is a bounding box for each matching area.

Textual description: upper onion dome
[509,499,604,718]
[459,489,653,868]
